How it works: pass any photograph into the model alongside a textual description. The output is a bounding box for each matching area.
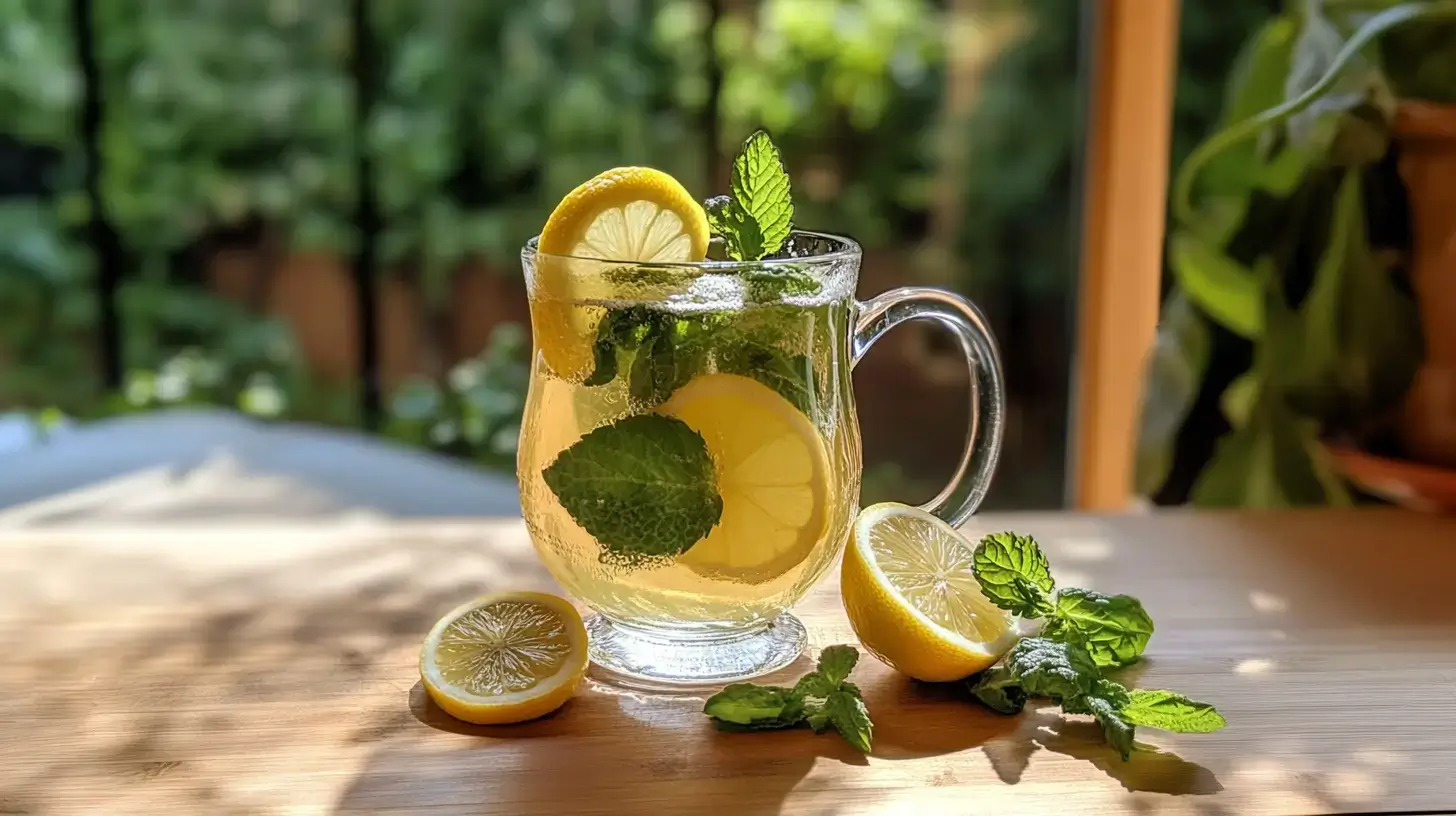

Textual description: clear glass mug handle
[851,287,1006,527]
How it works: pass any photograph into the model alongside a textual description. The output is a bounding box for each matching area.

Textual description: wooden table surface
[3,509,1456,815]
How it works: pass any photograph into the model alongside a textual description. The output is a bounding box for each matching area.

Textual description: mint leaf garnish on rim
[705,130,795,262]
[703,645,873,752]
[541,414,722,567]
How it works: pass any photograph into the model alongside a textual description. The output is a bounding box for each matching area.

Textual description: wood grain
[1071,0,1181,510]
[3,510,1456,815]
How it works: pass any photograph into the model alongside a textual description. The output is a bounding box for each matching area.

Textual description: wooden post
[350,0,383,431]
[1069,0,1181,510]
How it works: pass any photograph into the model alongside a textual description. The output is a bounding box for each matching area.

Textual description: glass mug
[517,231,1004,686]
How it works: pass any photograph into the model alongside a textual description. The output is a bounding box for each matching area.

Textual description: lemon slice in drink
[842,503,1018,681]
[659,373,829,583]
[420,592,589,725]
[532,167,711,380]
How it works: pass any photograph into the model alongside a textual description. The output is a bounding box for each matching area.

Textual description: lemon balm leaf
[542,415,722,566]
[1121,690,1227,733]
[730,130,794,260]
[972,532,1056,617]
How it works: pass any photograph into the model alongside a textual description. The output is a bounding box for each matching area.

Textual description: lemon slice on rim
[420,592,589,725]
[531,167,710,380]
[842,503,1019,682]
[659,373,830,583]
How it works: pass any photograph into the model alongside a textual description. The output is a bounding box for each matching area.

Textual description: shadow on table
[982,706,1222,796]
[0,523,545,813]
[331,680,854,815]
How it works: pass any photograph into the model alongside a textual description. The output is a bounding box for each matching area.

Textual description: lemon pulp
[420,592,588,724]
[842,503,1017,681]
[660,373,830,584]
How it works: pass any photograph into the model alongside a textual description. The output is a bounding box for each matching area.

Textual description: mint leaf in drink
[743,266,822,303]
[703,646,873,752]
[967,664,1027,715]
[542,414,722,567]
[704,195,741,258]
[730,130,794,260]
[972,532,1055,617]
[1120,690,1227,733]
[704,684,806,730]
[717,340,817,416]
[1045,588,1154,668]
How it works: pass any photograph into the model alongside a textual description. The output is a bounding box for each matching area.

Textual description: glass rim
[521,229,861,269]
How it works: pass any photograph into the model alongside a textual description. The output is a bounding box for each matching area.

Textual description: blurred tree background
[0,0,1275,508]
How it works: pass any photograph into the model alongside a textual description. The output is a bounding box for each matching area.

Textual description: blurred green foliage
[1139,1,1456,507]
[0,0,1277,486]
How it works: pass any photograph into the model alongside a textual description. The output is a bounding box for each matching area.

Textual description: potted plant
[1138,0,1456,507]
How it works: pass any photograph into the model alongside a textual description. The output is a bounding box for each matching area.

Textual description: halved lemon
[842,503,1018,682]
[420,592,589,725]
[660,373,830,583]
[531,167,710,380]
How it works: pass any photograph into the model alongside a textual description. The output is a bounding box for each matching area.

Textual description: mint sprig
[542,415,722,566]
[967,532,1225,760]
[971,532,1153,667]
[704,645,873,753]
[706,130,795,261]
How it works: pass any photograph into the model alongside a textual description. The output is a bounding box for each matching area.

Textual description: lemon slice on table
[842,503,1019,682]
[532,167,711,380]
[660,373,830,584]
[420,592,589,725]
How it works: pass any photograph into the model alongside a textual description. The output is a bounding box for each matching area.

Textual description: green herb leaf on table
[541,414,722,567]
[1004,637,1100,700]
[1045,588,1154,668]
[703,684,806,730]
[1120,689,1228,733]
[967,664,1027,715]
[1083,693,1136,761]
[820,689,873,752]
[703,645,873,752]
[972,531,1056,617]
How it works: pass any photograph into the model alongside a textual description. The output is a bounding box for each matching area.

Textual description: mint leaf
[729,130,794,260]
[1047,588,1154,667]
[583,308,650,387]
[542,415,722,566]
[1062,678,1131,715]
[816,644,858,687]
[821,688,873,752]
[743,266,822,303]
[702,645,873,752]
[972,532,1055,617]
[717,341,817,416]
[704,684,805,729]
[967,665,1027,715]
[1084,693,1136,760]
[1004,637,1099,701]
[1121,690,1227,733]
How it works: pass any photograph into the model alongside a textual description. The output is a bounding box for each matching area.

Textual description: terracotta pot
[1396,102,1456,467]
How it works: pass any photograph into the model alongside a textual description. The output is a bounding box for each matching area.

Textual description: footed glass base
[586,613,807,690]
